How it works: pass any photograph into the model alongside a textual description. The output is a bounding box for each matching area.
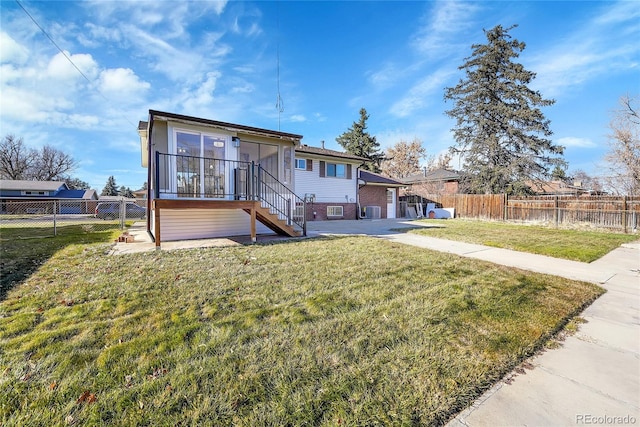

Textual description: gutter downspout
[356,162,366,219]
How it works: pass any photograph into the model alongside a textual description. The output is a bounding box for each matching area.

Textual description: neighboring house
[294,144,366,221]
[0,180,98,214]
[526,180,590,196]
[132,188,147,199]
[358,170,405,219]
[139,110,305,246]
[403,168,462,195]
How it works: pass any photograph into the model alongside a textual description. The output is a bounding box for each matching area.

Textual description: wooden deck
[151,199,301,247]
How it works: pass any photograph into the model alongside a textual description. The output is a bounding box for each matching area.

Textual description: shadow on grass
[0,224,121,301]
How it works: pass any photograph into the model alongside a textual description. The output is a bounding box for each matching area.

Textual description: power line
[15,0,138,129]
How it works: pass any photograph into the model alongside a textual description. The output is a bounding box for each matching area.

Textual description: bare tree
[0,135,36,180]
[569,169,603,194]
[31,145,77,181]
[0,135,77,182]
[380,138,427,179]
[425,153,453,171]
[602,95,640,195]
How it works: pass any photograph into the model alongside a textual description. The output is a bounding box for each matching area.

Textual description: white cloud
[47,51,99,82]
[389,68,454,117]
[98,68,150,100]
[0,32,29,64]
[556,137,597,148]
[289,114,306,123]
[230,82,254,94]
[367,63,400,89]
[314,112,327,122]
[412,2,480,56]
[529,1,639,97]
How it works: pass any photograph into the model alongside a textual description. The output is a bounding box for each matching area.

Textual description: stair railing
[252,162,306,236]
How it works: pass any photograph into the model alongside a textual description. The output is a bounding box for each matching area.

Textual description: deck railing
[155,152,305,235]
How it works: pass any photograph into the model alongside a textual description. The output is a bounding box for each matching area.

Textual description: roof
[358,170,405,187]
[0,180,68,192]
[526,180,588,195]
[295,145,367,162]
[57,189,99,200]
[148,110,303,142]
[403,168,462,184]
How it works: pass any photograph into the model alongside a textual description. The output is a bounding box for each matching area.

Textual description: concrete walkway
[114,219,639,425]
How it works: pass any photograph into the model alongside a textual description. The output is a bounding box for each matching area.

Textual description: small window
[22,191,48,196]
[386,190,393,203]
[327,206,343,217]
[326,163,346,178]
[295,158,307,170]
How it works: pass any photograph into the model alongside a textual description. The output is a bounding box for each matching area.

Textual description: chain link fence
[0,199,147,238]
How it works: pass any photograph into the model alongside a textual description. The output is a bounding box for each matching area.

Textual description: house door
[386,188,396,219]
[175,131,226,198]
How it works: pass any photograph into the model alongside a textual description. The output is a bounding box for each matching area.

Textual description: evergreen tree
[65,177,91,190]
[336,108,383,172]
[101,176,119,196]
[444,25,565,194]
[119,186,134,198]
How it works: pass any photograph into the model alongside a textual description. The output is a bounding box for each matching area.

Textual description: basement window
[327,206,344,217]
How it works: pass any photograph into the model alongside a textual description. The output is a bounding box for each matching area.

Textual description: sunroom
[139,110,306,247]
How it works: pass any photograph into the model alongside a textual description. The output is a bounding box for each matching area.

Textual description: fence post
[622,196,628,234]
[554,195,559,227]
[53,201,57,236]
[503,193,508,221]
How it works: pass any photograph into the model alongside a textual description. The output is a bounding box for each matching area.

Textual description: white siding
[160,209,272,241]
[295,159,358,203]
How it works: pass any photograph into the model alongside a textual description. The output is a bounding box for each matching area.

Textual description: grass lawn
[408,219,638,262]
[0,234,603,426]
[0,224,124,301]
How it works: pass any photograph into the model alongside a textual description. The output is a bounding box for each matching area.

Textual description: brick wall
[305,202,358,221]
[358,185,388,218]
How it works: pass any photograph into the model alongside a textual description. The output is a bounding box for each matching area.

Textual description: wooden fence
[406,194,640,233]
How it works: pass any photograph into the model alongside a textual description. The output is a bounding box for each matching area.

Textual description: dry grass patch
[0,236,602,426]
[408,219,638,262]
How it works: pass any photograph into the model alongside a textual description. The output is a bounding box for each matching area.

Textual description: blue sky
[1,1,638,191]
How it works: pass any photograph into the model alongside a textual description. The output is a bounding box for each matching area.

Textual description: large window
[175,131,226,198]
[326,163,346,178]
[239,141,279,178]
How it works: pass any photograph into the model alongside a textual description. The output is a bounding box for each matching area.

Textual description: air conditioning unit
[364,206,381,219]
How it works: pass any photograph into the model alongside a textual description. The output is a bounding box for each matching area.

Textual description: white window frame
[327,206,344,217]
[295,158,307,170]
[171,127,230,199]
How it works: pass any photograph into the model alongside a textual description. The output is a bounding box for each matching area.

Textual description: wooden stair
[244,205,302,237]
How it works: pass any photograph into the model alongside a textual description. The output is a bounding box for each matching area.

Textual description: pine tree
[444,25,565,194]
[336,108,383,172]
[118,185,134,198]
[101,176,119,196]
